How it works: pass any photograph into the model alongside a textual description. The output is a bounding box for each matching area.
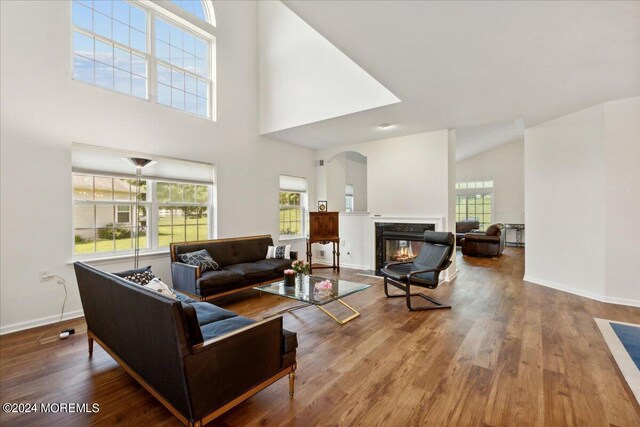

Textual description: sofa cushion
[223,263,275,280]
[178,249,220,272]
[266,245,291,259]
[197,270,244,293]
[175,293,198,304]
[114,266,155,285]
[190,302,237,326]
[282,328,298,353]
[200,316,256,341]
[254,258,294,274]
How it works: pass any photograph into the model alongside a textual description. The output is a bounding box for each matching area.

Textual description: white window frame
[72,173,215,259]
[70,0,217,120]
[455,185,494,231]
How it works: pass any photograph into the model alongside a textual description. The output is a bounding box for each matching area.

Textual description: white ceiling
[456,119,523,161]
[263,0,640,149]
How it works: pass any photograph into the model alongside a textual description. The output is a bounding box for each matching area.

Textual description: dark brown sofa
[455,220,480,246]
[74,262,297,427]
[461,223,506,257]
[170,235,297,301]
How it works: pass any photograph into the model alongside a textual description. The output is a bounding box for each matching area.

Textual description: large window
[345,184,354,213]
[73,175,212,256]
[455,181,494,230]
[279,175,307,239]
[71,0,215,119]
[72,143,215,258]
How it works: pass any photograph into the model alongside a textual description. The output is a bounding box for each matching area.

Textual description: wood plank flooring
[1,248,639,426]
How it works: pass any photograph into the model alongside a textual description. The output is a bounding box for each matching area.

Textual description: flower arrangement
[284,269,295,275]
[291,260,310,275]
[314,279,333,293]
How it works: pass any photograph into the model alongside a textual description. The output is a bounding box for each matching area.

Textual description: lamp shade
[122,157,156,169]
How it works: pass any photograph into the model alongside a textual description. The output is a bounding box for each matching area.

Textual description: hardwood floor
[1,248,639,426]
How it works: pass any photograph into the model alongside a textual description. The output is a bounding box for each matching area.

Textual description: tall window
[157,182,210,247]
[72,144,215,258]
[345,184,354,212]
[71,0,215,119]
[455,181,494,230]
[279,175,307,239]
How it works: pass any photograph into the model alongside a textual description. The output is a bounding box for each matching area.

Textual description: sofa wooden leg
[289,370,296,398]
[88,336,94,358]
[188,420,202,427]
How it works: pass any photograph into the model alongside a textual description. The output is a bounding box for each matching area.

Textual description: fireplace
[375,223,436,272]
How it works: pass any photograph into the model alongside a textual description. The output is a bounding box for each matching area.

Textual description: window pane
[95,40,113,66]
[170,183,184,202]
[74,32,94,60]
[114,47,131,72]
[157,40,170,62]
[158,83,171,106]
[94,1,111,17]
[157,182,170,202]
[94,177,113,199]
[129,6,146,32]
[73,54,94,83]
[114,68,131,93]
[73,175,94,199]
[130,29,146,52]
[171,69,184,90]
[113,20,129,46]
[184,185,196,203]
[72,2,93,31]
[185,74,197,94]
[156,19,170,42]
[95,63,114,89]
[113,0,130,25]
[132,75,147,98]
[94,12,112,39]
[185,93,197,114]
[172,88,185,109]
[196,185,208,203]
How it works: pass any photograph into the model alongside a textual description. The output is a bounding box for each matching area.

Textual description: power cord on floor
[36,275,68,343]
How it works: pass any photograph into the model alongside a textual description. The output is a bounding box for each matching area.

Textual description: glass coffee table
[254,275,371,325]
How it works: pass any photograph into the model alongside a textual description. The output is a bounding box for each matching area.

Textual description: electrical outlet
[341,239,346,246]
[40,270,52,282]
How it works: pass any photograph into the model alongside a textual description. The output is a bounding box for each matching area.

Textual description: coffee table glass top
[254,275,370,306]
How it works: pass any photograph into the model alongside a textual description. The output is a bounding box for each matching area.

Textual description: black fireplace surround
[375,222,436,272]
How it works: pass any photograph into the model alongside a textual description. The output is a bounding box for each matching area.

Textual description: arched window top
[170,0,215,26]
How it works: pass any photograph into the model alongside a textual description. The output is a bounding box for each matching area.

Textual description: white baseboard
[523,275,640,307]
[313,258,371,271]
[445,270,458,283]
[0,309,85,336]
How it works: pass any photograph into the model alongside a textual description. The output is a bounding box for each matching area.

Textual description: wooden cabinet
[307,212,340,273]
[309,212,339,243]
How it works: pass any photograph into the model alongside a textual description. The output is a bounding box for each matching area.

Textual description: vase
[297,273,304,288]
[283,274,295,287]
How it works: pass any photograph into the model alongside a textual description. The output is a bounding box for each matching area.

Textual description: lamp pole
[123,157,156,269]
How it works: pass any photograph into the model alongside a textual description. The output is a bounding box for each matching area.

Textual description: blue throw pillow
[178,249,220,272]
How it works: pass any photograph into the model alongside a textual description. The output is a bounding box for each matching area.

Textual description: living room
[1,1,639,426]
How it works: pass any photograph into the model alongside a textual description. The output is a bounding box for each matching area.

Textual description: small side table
[504,223,525,247]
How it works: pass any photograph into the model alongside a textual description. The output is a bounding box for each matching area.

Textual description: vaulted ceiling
[263,1,640,149]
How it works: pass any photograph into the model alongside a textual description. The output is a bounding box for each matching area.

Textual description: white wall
[456,139,525,224]
[603,98,640,304]
[257,1,399,134]
[0,0,316,334]
[524,97,640,306]
[323,151,367,212]
[314,130,456,276]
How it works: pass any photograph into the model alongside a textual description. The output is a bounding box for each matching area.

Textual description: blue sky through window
[170,0,207,22]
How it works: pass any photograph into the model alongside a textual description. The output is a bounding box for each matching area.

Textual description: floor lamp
[123,157,156,269]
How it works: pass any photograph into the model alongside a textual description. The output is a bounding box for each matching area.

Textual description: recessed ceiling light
[379,123,392,129]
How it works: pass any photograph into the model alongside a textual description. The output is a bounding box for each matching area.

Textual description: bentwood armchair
[380,231,455,311]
